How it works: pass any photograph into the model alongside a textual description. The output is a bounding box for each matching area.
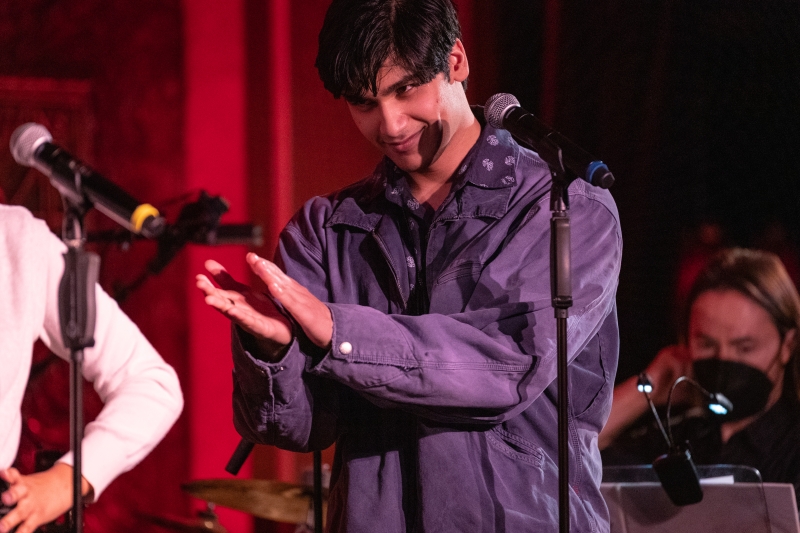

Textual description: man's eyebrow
[347,74,421,103]
[344,93,370,105]
[379,74,419,96]
[692,332,758,345]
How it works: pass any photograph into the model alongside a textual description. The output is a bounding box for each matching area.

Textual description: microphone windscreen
[10,122,52,167]
[484,93,520,129]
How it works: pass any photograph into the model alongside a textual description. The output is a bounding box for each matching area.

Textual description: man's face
[688,288,794,401]
[344,43,471,179]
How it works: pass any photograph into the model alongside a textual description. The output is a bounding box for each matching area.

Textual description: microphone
[651,375,734,506]
[484,93,615,189]
[10,123,166,238]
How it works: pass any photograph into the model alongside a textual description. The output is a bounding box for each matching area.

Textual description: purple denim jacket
[232,123,622,532]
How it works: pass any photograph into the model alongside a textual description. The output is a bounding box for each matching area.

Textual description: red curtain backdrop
[182,0,252,531]
[0,1,500,531]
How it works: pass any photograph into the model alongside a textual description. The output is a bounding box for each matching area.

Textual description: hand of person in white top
[0,464,92,533]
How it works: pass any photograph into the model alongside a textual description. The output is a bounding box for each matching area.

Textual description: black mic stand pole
[58,194,101,533]
[539,138,573,533]
[312,450,323,533]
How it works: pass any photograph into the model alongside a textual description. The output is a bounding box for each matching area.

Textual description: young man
[197,0,621,530]
[0,205,183,533]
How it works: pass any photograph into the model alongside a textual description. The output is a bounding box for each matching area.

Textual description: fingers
[0,468,20,484]
[228,302,293,345]
[204,260,250,293]
[247,254,333,348]
[14,521,38,533]
[0,504,42,533]
[0,470,29,533]
[1,483,26,507]
[0,510,18,533]
[196,275,244,313]
[1,469,25,506]
[196,280,236,318]
[195,258,294,345]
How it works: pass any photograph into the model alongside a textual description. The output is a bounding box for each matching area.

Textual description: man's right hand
[196,258,294,358]
[196,253,334,360]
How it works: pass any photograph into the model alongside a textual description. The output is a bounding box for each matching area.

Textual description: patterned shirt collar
[326,122,520,230]
[382,122,520,204]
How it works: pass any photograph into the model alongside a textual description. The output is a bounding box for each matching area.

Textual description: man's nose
[716,346,734,361]
[379,103,407,139]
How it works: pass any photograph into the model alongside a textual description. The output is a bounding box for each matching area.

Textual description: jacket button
[339,341,353,355]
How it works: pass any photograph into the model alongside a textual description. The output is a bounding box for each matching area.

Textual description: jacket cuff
[307,303,412,388]
[232,326,305,409]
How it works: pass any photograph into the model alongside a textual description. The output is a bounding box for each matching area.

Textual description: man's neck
[408,117,481,210]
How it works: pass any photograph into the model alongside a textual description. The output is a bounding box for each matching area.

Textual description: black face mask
[692,358,774,422]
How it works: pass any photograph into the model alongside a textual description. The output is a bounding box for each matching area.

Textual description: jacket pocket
[486,426,544,468]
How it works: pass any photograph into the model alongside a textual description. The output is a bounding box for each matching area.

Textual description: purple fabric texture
[232,123,622,532]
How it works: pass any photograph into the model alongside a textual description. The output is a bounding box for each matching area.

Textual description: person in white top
[0,204,183,533]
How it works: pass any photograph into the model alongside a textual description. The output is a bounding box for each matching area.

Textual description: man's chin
[387,154,423,174]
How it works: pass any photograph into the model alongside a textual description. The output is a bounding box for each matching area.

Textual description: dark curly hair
[315,0,464,100]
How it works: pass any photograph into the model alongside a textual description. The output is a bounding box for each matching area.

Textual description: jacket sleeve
[233,180,621,448]
[39,227,184,498]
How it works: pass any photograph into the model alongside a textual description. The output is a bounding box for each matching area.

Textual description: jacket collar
[325,122,519,231]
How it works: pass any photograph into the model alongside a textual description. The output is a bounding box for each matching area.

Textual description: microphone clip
[637,372,706,506]
[653,445,704,506]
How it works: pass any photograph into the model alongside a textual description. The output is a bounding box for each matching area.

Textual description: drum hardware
[140,503,228,532]
[182,478,327,527]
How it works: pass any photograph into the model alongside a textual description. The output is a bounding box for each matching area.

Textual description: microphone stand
[58,195,101,533]
[538,138,573,533]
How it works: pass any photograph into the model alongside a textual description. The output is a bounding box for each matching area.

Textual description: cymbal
[182,479,327,525]
[140,511,228,533]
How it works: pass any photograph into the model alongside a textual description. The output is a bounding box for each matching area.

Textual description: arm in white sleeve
[38,229,183,498]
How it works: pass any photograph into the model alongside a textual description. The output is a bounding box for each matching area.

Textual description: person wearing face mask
[599,247,800,505]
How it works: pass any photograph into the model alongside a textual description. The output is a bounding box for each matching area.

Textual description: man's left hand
[0,463,93,533]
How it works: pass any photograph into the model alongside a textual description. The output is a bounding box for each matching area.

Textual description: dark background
[479,0,800,380]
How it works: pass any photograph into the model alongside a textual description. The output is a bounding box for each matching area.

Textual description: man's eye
[397,84,417,96]
[736,343,755,355]
[695,340,716,352]
[348,99,375,110]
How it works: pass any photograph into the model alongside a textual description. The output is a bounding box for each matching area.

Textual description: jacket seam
[285,225,324,263]
[338,356,531,372]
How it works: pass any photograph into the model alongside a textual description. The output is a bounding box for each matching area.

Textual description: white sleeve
[39,229,183,498]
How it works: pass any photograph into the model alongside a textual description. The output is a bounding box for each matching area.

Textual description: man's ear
[780,328,797,366]
[449,38,469,83]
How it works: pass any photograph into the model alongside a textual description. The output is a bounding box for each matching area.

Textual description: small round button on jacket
[338,341,353,355]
